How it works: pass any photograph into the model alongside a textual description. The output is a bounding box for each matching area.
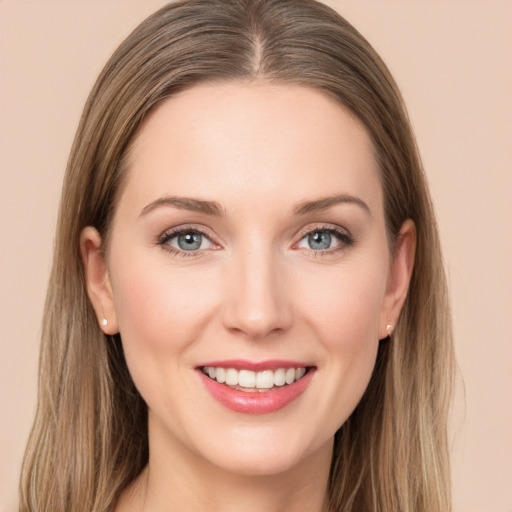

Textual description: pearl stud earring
[102,318,108,327]
[386,324,393,336]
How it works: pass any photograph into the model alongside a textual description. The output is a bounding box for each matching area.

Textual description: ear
[378,219,416,339]
[80,226,119,335]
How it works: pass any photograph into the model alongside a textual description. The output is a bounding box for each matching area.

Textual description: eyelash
[157,225,215,258]
[294,224,354,257]
[157,224,354,258]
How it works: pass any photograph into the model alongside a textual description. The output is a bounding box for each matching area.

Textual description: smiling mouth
[200,366,311,392]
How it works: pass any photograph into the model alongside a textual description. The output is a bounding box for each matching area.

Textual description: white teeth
[238,369,256,388]
[256,370,274,389]
[216,367,226,383]
[296,367,306,380]
[285,368,296,385]
[202,366,308,390]
[273,368,286,386]
[225,368,238,386]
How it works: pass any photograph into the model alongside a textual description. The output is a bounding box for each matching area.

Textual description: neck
[116,417,333,512]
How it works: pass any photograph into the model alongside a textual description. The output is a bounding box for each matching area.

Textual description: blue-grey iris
[178,232,202,250]
[308,231,331,250]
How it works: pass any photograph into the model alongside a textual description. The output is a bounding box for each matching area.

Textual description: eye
[159,228,215,254]
[296,227,352,253]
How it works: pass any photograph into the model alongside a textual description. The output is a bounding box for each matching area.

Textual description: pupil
[178,232,201,250]
[308,231,331,250]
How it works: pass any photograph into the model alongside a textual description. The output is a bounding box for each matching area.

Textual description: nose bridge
[222,237,291,339]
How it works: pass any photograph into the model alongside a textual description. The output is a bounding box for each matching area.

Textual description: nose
[221,245,293,340]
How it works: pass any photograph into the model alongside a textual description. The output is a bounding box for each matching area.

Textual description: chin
[210,450,301,477]
[191,424,333,478]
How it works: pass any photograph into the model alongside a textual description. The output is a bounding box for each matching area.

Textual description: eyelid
[294,222,352,241]
[292,223,354,254]
[157,224,221,256]
[155,222,353,257]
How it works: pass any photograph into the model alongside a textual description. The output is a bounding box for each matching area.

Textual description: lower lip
[198,369,314,414]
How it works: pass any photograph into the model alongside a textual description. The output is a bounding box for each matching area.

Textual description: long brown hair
[19,1,454,510]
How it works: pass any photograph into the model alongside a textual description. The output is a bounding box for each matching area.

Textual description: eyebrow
[292,194,372,216]
[140,196,225,217]
[139,193,371,218]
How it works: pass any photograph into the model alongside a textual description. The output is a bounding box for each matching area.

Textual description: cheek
[300,258,386,346]
[110,253,213,348]
[312,281,382,378]
[296,259,386,417]
[107,250,218,399]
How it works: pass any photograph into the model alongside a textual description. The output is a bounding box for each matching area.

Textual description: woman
[19,0,454,511]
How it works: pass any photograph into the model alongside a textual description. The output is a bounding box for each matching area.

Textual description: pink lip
[197,364,315,415]
[197,359,309,372]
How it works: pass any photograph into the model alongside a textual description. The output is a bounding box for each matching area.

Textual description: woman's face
[84,82,413,477]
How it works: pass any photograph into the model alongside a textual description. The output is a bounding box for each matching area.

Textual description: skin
[81,82,415,512]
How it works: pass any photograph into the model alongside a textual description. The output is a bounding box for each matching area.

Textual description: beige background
[1,1,511,511]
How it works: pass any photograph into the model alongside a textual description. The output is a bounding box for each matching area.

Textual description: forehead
[119,81,382,218]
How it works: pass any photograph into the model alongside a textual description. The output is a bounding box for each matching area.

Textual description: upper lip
[196,359,313,372]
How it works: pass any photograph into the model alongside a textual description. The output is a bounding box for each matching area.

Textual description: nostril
[221,260,293,338]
